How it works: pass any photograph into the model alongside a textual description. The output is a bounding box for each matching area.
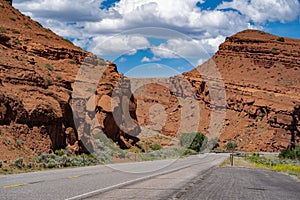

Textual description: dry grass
[220,155,300,178]
[220,156,255,168]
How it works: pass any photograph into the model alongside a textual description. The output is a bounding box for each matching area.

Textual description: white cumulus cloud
[13,0,300,59]
[218,0,300,23]
[141,56,160,62]
[88,34,150,56]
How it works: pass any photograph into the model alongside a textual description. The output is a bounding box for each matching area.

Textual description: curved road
[0,153,227,200]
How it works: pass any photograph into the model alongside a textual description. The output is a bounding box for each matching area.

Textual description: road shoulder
[171,166,300,200]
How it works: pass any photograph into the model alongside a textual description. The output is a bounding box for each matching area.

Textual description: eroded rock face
[97,76,141,149]
[72,65,141,151]
[1,0,299,163]
[105,79,141,148]
[134,76,203,137]
[136,30,300,152]
[211,30,300,151]
[0,2,141,161]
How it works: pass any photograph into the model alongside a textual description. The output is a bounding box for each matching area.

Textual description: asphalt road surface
[173,167,300,200]
[0,153,227,200]
[85,161,300,200]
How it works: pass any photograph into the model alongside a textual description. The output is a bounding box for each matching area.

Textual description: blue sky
[14,0,300,77]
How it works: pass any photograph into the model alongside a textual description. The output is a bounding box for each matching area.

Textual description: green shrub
[150,144,162,151]
[55,149,65,156]
[66,89,72,96]
[179,132,207,152]
[45,63,54,71]
[260,112,266,120]
[6,0,12,6]
[35,21,43,28]
[246,153,300,168]
[0,27,7,33]
[0,160,2,168]
[279,147,300,160]
[98,59,106,65]
[44,77,52,86]
[64,38,73,44]
[12,30,20,34]
[16,139,24,147]
[68,59,76,64]
[9,17,16,21]
[93,133,128,162]
[277,37,285,42]
[141,147,196,161]
[118,150,130,159]
[94,133,113,144]
[24,22,30,28]
[35,152,99,168]
[13,157,23,169]
[225,141,237,152]
[246,155,275,166]
[105,84,111,89]
[56,75,62,80]
[13,39,21,45]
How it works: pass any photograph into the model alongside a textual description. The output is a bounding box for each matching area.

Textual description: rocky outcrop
[1,0,299,161]
[136,30,300,152]
[210,30,300,151]
[0,1,141,162]
[72,63,141,151]
[134,76,205,138]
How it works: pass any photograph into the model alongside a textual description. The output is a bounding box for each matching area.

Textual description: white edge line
[65,173,158,200]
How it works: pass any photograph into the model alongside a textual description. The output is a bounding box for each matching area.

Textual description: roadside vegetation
[0,132,213,174]
[221,146,300,178]
[128,132,208,161]
[0,151,101,175]
[0,132,211,174]
[179,132,207,152]
[245,153,300,178]
[35,151,99,169]
[2,129,299,178]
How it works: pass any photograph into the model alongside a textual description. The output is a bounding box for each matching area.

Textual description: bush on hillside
[279,146,300,160]
[150,144,162,151]
[225,141,237,152]
[276,37,285,42]
[179,132,207,152]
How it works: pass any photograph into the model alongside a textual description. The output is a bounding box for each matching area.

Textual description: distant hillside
[136,30,300,152]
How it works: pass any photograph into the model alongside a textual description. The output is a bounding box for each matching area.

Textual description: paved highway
[173,167,300,200]
[0,153,228,200]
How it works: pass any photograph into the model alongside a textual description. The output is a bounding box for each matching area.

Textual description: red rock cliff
[136,30,300,152]
[0,0,140,162]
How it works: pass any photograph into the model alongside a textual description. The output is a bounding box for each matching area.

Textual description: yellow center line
[68,175,81,179]
[3,183,26,189]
